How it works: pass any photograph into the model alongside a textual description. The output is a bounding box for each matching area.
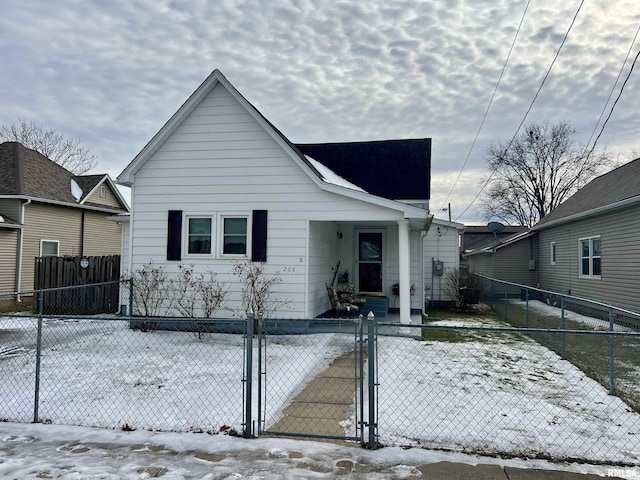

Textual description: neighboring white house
[117,69,462,322]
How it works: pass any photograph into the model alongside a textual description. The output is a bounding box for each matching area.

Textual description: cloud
[1,0,639,222]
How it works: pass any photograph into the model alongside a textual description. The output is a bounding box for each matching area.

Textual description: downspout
[16,198,31,299]
[80,210,85,256]
[80,210,85,257]
[420,230,427,316]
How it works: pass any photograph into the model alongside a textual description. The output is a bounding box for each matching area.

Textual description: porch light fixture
[337,231,343,239]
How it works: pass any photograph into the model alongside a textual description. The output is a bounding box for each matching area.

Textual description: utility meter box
[433,260,444,276]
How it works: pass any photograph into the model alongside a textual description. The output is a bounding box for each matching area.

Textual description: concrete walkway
[268,350,360,438]
[264,347,625,478]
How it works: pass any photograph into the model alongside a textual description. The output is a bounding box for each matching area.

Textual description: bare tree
[0,119,97,174]
[481,122,609,227]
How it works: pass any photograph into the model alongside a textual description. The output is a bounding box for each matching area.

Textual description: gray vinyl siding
[494,236,537,286]
[0,229,18,293]
[466,253,494,278]
[467,236,538,297]
[537,204,640,313]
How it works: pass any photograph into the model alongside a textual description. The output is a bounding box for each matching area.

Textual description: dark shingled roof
[0,142,125,211]
[535,157,640,228]
[296,139,431,201]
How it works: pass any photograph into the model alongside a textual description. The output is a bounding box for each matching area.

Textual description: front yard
[1,310,639,464]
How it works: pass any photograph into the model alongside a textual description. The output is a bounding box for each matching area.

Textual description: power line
[454,0,585,222]
[436,0,531,218]
[584,22,640,153]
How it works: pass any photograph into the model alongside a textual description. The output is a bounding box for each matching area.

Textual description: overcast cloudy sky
[1,0,639,222]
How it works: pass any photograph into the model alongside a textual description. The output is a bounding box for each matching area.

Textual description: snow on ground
[0,422,626,479]
[376,328,640,464]
[0,316,352,432]
[1,312,640,467]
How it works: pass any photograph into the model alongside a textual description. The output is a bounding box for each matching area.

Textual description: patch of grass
[425,305,494,320]
[422,328,470,343]
[500,301,640,412]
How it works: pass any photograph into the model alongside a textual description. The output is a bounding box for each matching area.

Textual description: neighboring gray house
[466,157,640,313]
[464,230,537,296]
[532,157,640,313]
[460,224,528,273]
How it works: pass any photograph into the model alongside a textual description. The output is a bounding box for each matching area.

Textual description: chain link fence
[481,275,640,411]
[0,287,246,434]
[2,280,640,465]
[257,318,363,441]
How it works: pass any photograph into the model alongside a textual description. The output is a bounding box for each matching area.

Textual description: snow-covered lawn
[1,312,640,465]
[376,317,640,464]
[0,315,352,432]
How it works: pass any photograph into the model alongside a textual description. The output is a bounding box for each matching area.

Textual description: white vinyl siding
[423,223,461,303]
[130,83,406,318]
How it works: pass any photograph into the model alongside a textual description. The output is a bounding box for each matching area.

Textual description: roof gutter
[532,195,640,231]
[0,195,127,215]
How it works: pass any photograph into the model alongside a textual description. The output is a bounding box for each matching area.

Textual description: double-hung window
[187,217,213,255]
[550,242,556,265]
[579,236,601,278]
[221,216,248,255]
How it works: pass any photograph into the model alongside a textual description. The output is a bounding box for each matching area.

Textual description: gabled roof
[0,142,128,213]
[117,69,431,220]
[534,157,640,230]
[296,139,430,201]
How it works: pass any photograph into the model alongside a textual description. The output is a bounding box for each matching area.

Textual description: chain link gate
[254,316,376,444]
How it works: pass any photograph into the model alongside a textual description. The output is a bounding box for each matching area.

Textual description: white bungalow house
[117,69,462,322]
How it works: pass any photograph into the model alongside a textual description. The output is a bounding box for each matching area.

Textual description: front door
[356,230,384,293]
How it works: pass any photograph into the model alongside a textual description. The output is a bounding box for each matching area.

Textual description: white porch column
[397,219,411,324]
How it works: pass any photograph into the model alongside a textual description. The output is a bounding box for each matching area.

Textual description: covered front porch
[307,219,428,323]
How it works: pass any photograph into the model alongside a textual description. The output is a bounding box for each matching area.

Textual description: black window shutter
[167,210,183,261]
[251,210,268,262]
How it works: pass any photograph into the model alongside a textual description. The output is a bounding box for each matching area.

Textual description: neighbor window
[579,236,601,278]
[40,240,59,257]
[550,242,556,265]
[100,185,107,198]
[187,217,212,255]
[221,216,248,255]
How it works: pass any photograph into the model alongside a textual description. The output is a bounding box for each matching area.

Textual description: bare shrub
[443,270,485,313]
[232,261,291,319]
[127,261,170,317]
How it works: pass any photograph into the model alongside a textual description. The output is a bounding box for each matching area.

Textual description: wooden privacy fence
[34,255,121,315]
